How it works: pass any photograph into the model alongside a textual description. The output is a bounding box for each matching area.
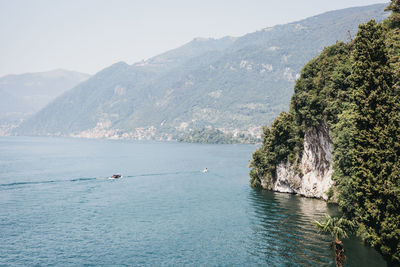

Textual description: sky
[0,0,389,77]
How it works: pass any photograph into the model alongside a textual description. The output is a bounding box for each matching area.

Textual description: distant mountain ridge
[14,3,388,140]
[0,69,90,135]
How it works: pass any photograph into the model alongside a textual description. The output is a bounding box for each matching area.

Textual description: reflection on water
[246,189,387,267]
[247,189,333,266]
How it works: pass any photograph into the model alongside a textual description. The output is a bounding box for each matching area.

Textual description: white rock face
[261,122,334,200]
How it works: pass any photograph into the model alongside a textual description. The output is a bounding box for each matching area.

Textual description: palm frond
[313,214,355,240]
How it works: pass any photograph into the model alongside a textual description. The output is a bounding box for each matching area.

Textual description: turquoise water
[0,137,386,266]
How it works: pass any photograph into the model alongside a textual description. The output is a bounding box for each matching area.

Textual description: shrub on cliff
[250,112,302,188]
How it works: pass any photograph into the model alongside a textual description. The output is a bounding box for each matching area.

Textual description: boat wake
[0,177,98,188]
[0,170,202,189]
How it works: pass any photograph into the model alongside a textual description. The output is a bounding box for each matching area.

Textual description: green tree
[249,112,302,188]
[338,19,400,262]
[385,0,400,28]
[385,12,400,93]
[291,42,351,128]
[331,107,358,211]
[313,214,355,267]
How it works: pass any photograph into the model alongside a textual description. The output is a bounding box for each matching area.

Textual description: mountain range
[0,69,90,135]
[13,4,388,140]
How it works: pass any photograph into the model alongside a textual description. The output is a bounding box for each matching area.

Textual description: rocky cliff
[262,122,334,200]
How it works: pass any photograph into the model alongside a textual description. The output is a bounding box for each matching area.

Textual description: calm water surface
[0,137,386,266]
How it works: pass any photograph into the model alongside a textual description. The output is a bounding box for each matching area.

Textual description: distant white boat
[202,168,208,173]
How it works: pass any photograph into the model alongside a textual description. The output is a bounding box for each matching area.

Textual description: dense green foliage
[177,127,259,144]
[249,112,302,188]
[336,19,400,263]
[251,2,400,262]
[386,0,400,28]
[250,42,353,188]
[14,4,387,142]
[291,43,352,127]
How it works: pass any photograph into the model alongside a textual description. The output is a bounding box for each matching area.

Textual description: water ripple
[245,189,336,266]
[0,137,387,266]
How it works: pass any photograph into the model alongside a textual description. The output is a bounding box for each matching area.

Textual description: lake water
[0,137,387,266]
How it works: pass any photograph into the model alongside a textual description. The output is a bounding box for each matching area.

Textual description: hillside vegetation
[250,1,400,263]
[177,127,259,144]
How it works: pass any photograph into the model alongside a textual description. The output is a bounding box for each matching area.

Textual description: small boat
[109,173,122,179]
[202,168,208,173]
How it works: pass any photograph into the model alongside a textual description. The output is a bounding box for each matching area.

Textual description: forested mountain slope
[14,4,387,140]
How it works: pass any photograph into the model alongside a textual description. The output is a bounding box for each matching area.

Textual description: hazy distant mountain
[14,4,388,140]
[0,69,90,134]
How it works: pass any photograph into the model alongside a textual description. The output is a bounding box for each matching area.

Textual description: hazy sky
[0,0,389,77]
